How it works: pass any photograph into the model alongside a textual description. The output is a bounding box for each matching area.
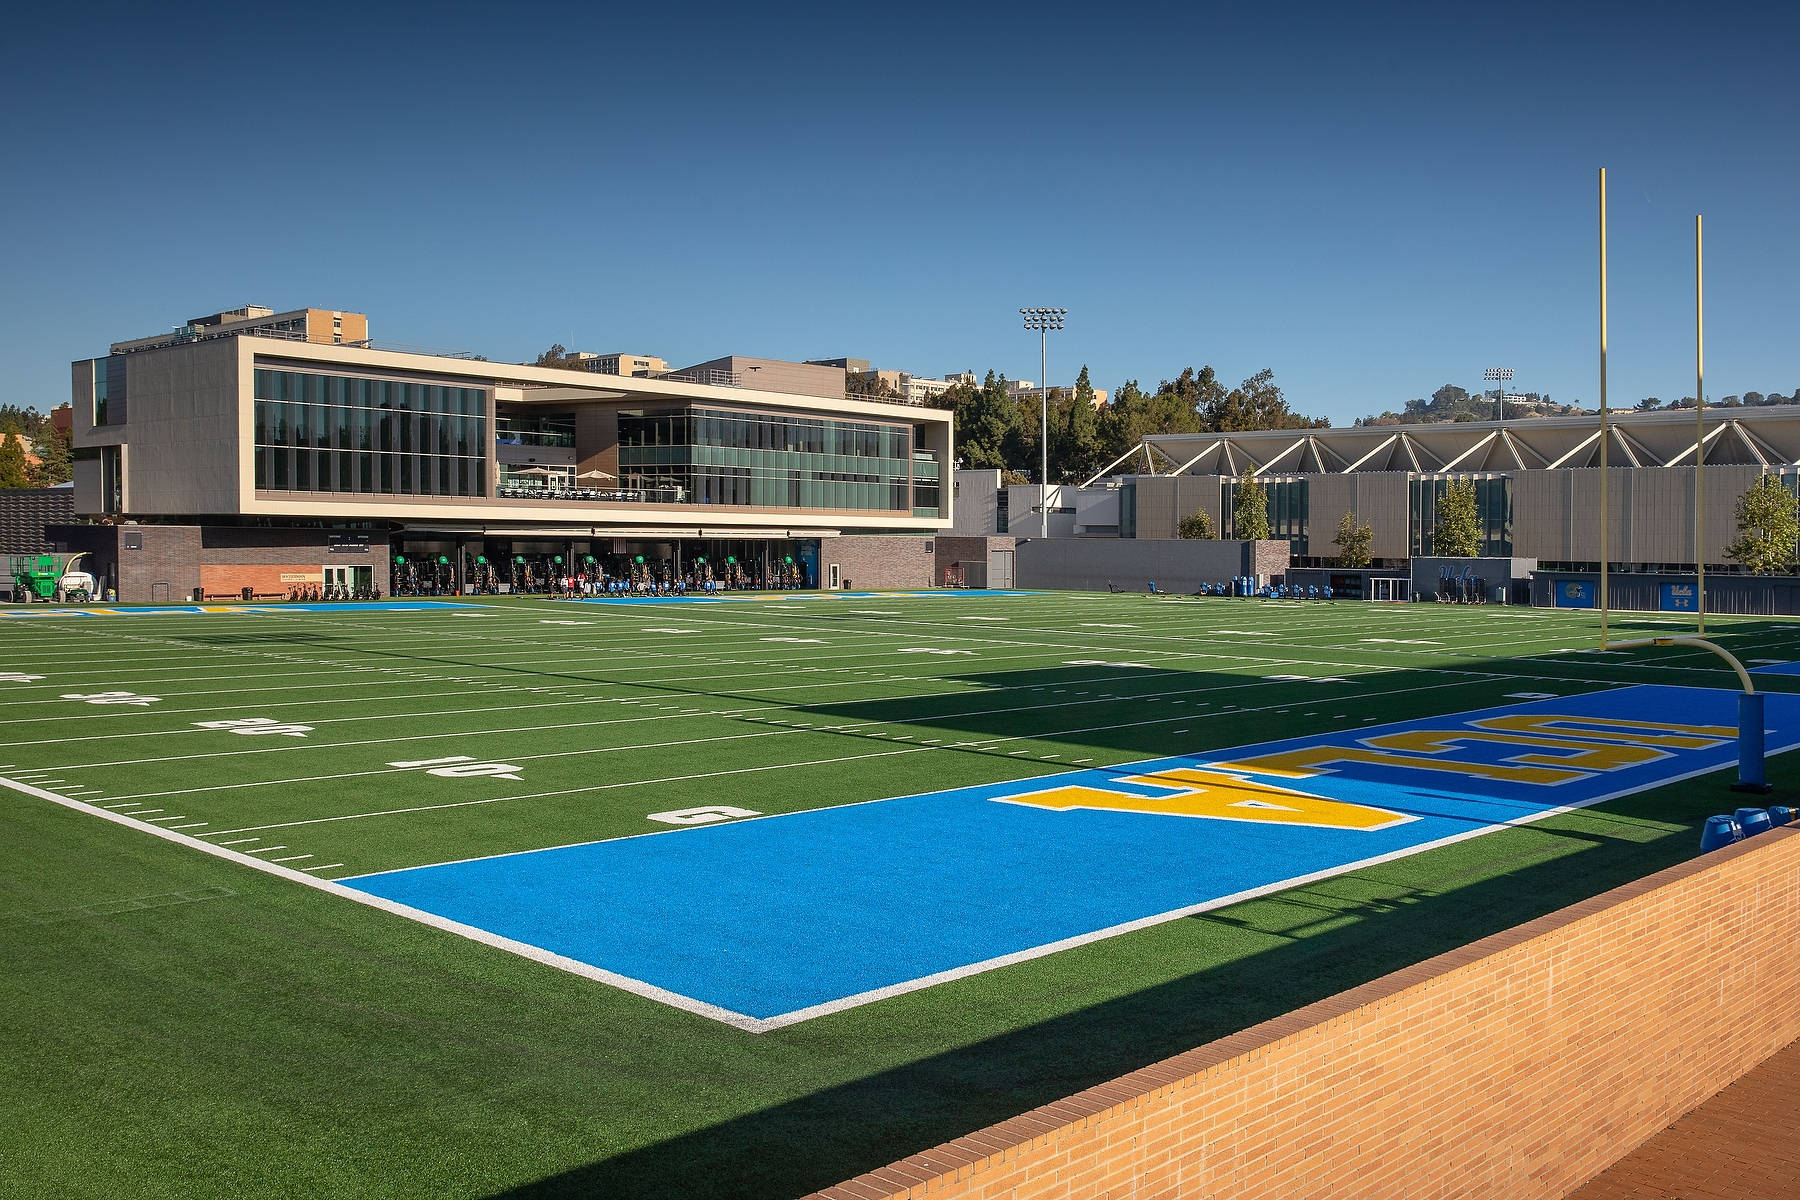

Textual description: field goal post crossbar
[1597,171,1769,793]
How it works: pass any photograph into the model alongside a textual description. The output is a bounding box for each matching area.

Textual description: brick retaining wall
[811,828,1800,1200]
[818,536,937,590]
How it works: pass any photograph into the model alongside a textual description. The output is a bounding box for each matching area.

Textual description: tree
[27,421,71,487]
[1724,474,1799,575]
[1635,396,1663,411]
[1058,365,1107,484]
[1176,510,1217,539]
[0,405,45,439]
[1333,510,1374,567]
[532,344,588,370]
[0,434,28,489]
[945,372,1021,472]
[1432,478,1482,558]
[1203,368,1328,432]
[1232,474,1270,540]
[846,371,900,401]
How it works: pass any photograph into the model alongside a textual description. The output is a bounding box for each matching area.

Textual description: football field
[4,590,1797,1198]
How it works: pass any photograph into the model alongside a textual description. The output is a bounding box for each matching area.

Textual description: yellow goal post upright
[1595,169,1769,793]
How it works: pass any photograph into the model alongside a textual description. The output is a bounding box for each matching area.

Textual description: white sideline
[0,774,767,1032]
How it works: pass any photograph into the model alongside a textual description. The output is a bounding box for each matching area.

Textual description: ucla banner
[1661,583,1699,612]
[346,685,1799,1027]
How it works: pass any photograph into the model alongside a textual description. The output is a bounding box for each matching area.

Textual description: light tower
[1020,307,1066,537]
[1483,366,1514,423]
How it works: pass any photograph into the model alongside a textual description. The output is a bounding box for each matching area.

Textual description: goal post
[1596,170,1768,793]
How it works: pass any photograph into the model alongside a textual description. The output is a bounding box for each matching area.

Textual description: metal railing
[495,430,577,448]
[654,367,744,389]
[495,484,688,505]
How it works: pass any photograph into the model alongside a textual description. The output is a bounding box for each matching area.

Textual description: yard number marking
[540,619,593,626]
[388,755,524,781]
[0,673,46,683]
[761,637,826,644]
[896,648,975,656]
[62,691,161,706]
[643,627,699,634]
[194,717,315,738]
[647,805,762,826]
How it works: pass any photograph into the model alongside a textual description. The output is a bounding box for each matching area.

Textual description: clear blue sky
[4,1,1795,424]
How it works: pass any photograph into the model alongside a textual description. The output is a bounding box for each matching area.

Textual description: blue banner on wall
[1554,580,1595,608]
[1660,583,1699,612]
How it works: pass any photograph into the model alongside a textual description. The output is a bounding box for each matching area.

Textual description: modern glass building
[68,317,953,600]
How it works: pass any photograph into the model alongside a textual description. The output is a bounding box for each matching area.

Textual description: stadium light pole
[1021,307,1067,537]
[1598,167,1610,649]
[1484,366,1513,424]
[1695,214,1706,636]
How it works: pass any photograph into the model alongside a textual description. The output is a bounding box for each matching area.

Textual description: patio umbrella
[576,469,617,480]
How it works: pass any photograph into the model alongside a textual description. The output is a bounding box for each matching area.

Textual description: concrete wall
[1015,538,1287,593]
[813,827,1800,1200]
[1003,485,1080,538]
[817,535,937,590]
[950,471,1002,536]
[71,338,243,517]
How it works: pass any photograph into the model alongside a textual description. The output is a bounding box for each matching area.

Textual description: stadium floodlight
[1020,308,1068,537]
[1483,367,1514,423]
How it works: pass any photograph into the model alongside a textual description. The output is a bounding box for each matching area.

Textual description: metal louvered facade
[1096,407,1800,569]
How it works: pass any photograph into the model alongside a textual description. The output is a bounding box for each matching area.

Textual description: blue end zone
[0,601,476,618]
[1751,661,1800,676]
[342,685,1795,1027]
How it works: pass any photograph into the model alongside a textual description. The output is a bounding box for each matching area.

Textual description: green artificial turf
[2,592,1795,1198]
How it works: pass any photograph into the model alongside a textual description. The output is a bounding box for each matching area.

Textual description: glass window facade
[252,367,488,497]
[1223,477,1309,554]
[93,355,127,426]
[617,406,930,514]
[912,453,940,518]
[1409,474,1513,556]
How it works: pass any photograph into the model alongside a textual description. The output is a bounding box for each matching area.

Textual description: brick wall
[46,524,390,602]
[819,536,937,590]
[811,828,1800,1200]
[200,563,322,597]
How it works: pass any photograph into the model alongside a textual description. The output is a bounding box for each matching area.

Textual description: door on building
[989,549,1015,589]
[1370,578,1411,602]
[325,565,373,595]
[828,562,841,590]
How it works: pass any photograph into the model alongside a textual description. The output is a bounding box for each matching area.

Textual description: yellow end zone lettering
[997,768,1412,831]
[993,709,1738,829]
